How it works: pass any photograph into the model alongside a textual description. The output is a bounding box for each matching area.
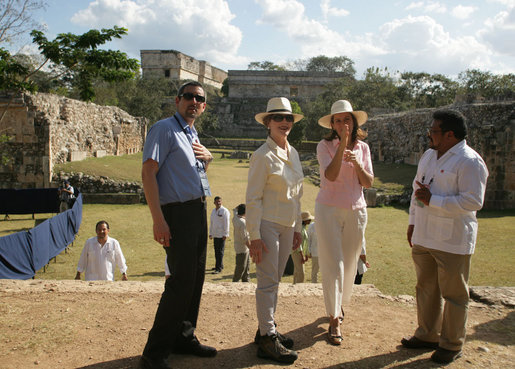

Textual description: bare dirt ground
[0,280,513,369]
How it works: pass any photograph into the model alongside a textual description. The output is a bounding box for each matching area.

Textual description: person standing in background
[232,203,251,282]
[209,196,230,273]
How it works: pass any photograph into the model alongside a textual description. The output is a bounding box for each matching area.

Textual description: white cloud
[374,15,506,76]
[70,0,245,68]
[254,0,382,62]
[406,2,424,11]
[486,0,515,7]
[451,5,477,19]
[479,8,515,56]
[320,0,349,22]
[405,1,447,14]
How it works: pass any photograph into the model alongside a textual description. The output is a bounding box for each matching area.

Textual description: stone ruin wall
[140,50,227,89]
[363,101,515,210]
[0,93,147,189]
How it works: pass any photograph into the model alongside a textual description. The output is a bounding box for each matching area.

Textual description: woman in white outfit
[315,100,374,345]
[246,97,304,364]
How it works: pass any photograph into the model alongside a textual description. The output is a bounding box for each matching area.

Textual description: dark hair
[95,220,109,231]
[236,203,246,215]
[177,81,204,97]
[214,196,221,202]
[324,114,368,143]
[433,109,467,140]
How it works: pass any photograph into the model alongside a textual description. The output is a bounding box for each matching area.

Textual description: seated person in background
[75,220,128,281]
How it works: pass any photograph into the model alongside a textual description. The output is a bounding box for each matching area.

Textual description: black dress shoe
[431,347,462,363]
[401,336,439,350]
[139,355,171,369]
[174,336,217,357]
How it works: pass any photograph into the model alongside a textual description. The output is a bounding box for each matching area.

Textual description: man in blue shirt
[140,81,216,369]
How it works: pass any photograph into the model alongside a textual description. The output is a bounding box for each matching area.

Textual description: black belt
[163,196,206,208]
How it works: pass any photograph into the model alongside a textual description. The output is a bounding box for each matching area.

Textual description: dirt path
[0,280,513,369]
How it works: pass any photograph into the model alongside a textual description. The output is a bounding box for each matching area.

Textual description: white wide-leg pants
[315,202,367,318]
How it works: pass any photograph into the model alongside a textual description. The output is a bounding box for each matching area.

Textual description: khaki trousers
[291,251,305,284]
[311,256,319,283]
[412,244,472,351]
[256,220,294,336]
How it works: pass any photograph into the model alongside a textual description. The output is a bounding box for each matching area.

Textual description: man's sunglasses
[179,92,206,103]
[270,114,294,123]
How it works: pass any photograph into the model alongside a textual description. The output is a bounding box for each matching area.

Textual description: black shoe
[401,336,439,350]
[254,328,294,349]
[213,270,221,274]
[173,336,217,358]
[431,348,462,364]
[139,355,171,369]
[257,334,297,364]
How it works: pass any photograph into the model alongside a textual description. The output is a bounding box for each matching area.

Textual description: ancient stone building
[140,50,227,89]
[212,70,349,138]
[227,70,347,100]
[0,93,147,189]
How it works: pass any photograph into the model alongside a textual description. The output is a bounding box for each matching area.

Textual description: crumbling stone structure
[0,93,147,189]
[140,50,227,89]
[213,70,350,138]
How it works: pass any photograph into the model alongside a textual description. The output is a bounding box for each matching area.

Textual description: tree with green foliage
[221,77,229,96]
[30,26,139,101]
[457,69,515,101]
[306,55,356,77]
[247,60,286,71]
[286,100,305,146]
[398,72,457,109]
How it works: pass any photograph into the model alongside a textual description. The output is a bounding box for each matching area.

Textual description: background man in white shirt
[209,196,230,273]
[75,220,128,281]
[402,109,489,365]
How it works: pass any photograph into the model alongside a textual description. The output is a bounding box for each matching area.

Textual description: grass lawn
[3,153,514,296]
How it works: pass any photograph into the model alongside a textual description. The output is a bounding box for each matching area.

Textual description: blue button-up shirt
[142,113,206,204]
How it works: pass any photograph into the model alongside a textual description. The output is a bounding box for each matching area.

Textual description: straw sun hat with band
[318,100,368,129]
[255,97,304,125]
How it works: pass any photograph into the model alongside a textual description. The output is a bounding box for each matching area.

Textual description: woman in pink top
[314,100,374,345]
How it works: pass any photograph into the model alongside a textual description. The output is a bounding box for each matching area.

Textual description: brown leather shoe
[327,325,342,346]
[431,348,462,363]
[401,336,439,349]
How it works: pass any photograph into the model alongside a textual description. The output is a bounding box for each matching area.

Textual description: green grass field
[3,153,514,296]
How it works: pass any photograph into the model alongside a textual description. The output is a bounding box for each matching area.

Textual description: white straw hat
[255,97,304,125]
[318,100,368,129]
[301,211,314,222]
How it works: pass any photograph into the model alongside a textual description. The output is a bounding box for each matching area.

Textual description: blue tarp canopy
[0,194,83,279]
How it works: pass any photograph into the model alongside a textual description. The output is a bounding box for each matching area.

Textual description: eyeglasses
[270,114,294,123]
[428,129,447,135]
[179,92,206,103]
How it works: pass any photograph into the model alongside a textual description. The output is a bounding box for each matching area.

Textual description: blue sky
[16,0,515,78]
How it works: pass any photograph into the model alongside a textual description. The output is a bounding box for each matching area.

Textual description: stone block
[365,188,377,207]
[69,151,87,162]
[95,150,107,158]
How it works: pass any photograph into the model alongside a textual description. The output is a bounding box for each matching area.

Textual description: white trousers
[256,219,294,336]
[315,202,367,318]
